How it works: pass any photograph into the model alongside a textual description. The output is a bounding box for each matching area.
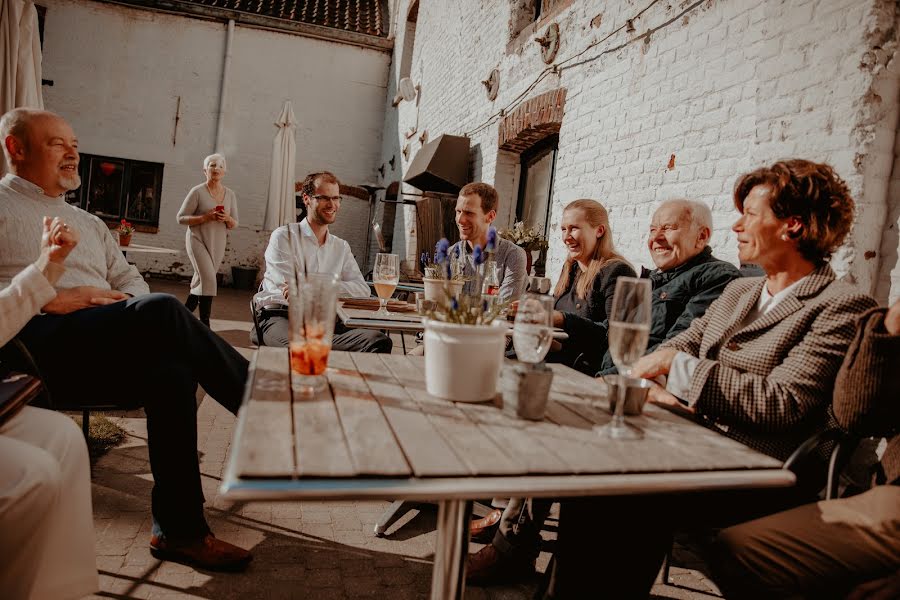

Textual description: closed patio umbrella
[263,100,297,231]
[0,0,43,174]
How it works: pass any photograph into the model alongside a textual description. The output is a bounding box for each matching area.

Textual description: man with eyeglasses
[252,171,392,353]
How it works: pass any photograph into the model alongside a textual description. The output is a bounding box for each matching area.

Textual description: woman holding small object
[176,153,239,327]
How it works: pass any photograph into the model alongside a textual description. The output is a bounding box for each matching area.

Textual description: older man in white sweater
[0,108,252,572]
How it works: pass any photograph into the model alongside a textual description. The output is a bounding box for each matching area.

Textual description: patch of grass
[69,413,126,461]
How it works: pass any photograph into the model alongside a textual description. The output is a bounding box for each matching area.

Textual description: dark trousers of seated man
[493,497,554,561]
[252,308,393,353]
[17,293,249,540]
[538,483,819,600]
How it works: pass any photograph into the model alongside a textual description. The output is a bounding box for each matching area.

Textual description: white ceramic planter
[424,319,506,402]
[422,278,465,308]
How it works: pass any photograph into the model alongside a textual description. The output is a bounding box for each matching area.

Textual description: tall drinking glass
[513,293,554,364]
[289,272,338,395]
[595,277,652,440]
[373,253,399,316]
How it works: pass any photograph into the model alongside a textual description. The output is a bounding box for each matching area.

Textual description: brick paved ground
[82,278,722,599]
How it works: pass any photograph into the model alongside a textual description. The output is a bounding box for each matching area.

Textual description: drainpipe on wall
[214,19,235,153]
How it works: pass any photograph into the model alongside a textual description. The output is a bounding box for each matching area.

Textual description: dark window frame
[65,153,163,233]
[515,134,559,239]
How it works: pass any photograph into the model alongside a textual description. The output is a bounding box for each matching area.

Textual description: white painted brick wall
[379,0,900,302]
[41,0,389,282]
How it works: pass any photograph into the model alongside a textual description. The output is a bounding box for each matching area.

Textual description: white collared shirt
[255,218,370,307]
[666,275,809,402]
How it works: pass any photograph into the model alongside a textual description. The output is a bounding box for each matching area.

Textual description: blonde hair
[553,199,628,300]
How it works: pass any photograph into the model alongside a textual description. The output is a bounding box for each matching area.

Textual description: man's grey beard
[61,173,81,192]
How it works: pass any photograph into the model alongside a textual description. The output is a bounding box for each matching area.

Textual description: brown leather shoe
[150,534,252,572]
[470,508,503,543]
[465,543,535,586]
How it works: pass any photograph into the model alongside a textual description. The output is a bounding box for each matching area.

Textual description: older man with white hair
[0,108,252,572]
[467,198,742,586]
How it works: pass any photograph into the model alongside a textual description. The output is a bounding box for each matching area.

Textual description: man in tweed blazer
[712,301,900,599]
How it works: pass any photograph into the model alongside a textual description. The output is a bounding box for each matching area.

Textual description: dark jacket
[574,246,741,375]
[831,306,900,484]
[552,259,636,369]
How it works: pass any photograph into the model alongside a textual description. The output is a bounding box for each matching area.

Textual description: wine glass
[513,293,554,364]
[373,253,399,316]
[595,277,652,440]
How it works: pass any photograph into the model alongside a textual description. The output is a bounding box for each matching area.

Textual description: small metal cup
[501,362,554,420]
[603,375,652,416]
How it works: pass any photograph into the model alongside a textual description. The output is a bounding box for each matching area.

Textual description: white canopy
[263,100,297,231]
[0,0,43,174]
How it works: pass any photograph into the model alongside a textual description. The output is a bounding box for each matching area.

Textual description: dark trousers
[252,311,393,353]
[539,486,816,599]
[494,497,554,558]
[17,293,249,539]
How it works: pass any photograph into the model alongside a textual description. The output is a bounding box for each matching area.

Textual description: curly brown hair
[733,160,854,263]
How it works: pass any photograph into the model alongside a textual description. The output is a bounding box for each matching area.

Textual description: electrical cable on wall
[463,0,706,138]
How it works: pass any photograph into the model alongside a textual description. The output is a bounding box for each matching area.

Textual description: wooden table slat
[325,356,412,476]
[233,346,295,479]
[379,355,524,476]
[291,351,358,477]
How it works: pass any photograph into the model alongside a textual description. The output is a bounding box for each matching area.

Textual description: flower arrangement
[116,219,135,236]
[499,221,548,252]
[421,227,506,325]
[420,240,467,281]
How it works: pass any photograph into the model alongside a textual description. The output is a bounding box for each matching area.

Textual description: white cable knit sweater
[0,174,149,297]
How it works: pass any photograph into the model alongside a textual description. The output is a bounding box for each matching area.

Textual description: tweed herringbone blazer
[832,307,900,483]
[660,264,877,461]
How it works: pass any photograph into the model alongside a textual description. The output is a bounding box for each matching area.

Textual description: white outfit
[256,218,370,307]
[0,175,149,297]
[0,259,97,599]
[176,183,239,296]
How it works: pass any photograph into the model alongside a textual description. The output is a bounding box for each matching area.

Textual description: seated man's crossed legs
[253,308,392,353]
[468,497,554,585]
[17,293,253,571]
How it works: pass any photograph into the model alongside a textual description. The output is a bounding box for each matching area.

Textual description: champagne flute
[373,253,399,316]
[513,293,554,364]
[596,277,652,440]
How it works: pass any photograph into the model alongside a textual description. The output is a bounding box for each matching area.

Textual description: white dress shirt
[666,276,809,403]
[256,218,370,308]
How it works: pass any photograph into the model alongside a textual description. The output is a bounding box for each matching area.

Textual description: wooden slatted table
[221,348,794,600]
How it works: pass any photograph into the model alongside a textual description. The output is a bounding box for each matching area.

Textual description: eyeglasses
[312,194,341,202]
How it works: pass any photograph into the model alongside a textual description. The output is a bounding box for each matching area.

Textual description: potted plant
[498,221,548,276]
[421,228,508,403]
[420,241,466,308]
[116,219,135,247]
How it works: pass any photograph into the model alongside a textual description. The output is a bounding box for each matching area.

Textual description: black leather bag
[0,366,42,428]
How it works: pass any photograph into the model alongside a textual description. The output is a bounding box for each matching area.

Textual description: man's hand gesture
[42,286,127,315]
[41,216,79,264]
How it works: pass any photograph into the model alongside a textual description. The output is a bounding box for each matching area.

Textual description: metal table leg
[430,499,472,600]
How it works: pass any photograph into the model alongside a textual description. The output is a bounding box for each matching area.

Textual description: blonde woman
[176,153,238,326]
[547,199,635,371]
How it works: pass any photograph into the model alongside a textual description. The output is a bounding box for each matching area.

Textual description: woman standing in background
[176,153,238,327]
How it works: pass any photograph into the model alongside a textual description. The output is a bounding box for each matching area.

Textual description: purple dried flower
[435,239,449,263]
[486,226,497,251]
[472,245,484,266]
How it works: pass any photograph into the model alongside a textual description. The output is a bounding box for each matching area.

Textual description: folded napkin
[340,297,418,313]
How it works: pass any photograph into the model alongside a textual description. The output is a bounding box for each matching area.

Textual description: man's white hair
[204,153,226,170]
[658,198,713,241]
